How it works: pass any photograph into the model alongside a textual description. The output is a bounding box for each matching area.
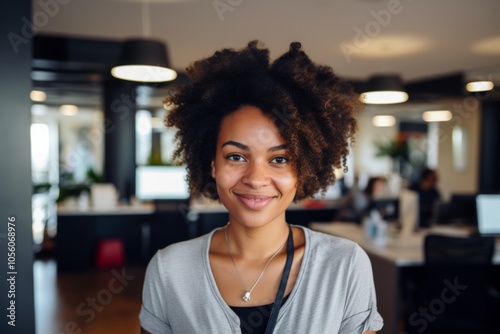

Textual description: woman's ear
[211,160,215,179]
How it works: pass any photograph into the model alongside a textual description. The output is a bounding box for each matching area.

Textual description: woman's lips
[235,194,274,210]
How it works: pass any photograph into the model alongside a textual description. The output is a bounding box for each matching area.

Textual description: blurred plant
[86,167,102,183]
[373,137,408,159]
[374,134,413,177]
[56,167,102,203]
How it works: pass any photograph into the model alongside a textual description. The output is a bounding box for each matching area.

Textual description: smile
[235,194,275,210]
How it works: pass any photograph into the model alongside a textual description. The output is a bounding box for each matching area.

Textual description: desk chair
[406,234,496,334]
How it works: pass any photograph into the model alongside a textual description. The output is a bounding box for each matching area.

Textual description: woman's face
[211,105,297,228]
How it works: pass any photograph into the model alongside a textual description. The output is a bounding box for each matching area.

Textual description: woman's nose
[241,161,270,188]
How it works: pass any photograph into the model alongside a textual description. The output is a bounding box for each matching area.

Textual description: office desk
[309,222,500,334]
[56,204,190,271]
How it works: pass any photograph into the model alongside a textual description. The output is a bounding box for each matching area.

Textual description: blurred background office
[2,0,500,333]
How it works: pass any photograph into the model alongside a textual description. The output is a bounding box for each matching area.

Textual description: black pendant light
[111,0,176,83]
[360,74,408,104]
[111,38,176,82]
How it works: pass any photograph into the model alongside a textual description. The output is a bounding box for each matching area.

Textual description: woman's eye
[227,154,245,162]
[271,156,288,164]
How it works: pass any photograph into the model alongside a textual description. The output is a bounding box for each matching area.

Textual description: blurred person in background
[409,168,441,228]
[335,176,390,223]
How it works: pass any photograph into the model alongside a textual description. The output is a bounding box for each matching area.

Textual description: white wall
[434,97,481,201]
[353,111,397,178]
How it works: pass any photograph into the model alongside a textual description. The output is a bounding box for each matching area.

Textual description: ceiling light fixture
[60,104,79,116]
[111,0,177,83]
[372,115,396,127]
[465,80,494,92]
[360,74,408,104]
[422,110,452,122]
[30,90,46,102]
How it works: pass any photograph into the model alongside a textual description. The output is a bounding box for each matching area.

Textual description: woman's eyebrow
[221,141,287,152]
[221,140,249,151]
[267,144,287,152]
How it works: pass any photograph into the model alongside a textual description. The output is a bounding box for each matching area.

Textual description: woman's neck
[224,220,290,260]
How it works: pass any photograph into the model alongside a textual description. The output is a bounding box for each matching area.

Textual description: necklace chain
[224,223,287,302]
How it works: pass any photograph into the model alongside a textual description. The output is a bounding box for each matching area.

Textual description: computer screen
[449,194,477,225]
[135,166,190,200]
[476,194,500,235]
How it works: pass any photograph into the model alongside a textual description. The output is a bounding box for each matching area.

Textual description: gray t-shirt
[140,226,383,333]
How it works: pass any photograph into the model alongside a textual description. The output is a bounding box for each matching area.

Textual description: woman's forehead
[217,106,286,149]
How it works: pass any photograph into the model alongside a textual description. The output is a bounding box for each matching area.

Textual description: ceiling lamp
[372,115,396,127]
[422,110,452,122]
[30,90,46,102]
[60,104,79,116]
[360,74,408,104]
[111,0,177,83]
[465,80,494,92]
[111,39,177,82]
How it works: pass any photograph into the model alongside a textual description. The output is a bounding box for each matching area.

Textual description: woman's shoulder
[301,226,365,261]
[153,230,214,265]
[302,225,359,248]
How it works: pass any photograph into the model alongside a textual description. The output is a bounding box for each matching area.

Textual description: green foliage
[86,168,102,183]
[373,138,408,159]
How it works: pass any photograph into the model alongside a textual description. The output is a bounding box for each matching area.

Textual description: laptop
[476,194,500,236]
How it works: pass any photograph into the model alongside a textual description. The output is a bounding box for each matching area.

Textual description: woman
[140,41,383,334]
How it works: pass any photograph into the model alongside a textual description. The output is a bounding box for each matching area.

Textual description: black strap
[265,225,294,334]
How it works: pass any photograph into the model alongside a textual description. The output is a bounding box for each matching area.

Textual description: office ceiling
[32,0,500,113]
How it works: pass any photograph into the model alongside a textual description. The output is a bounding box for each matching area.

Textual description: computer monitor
[476,194,500,236]
[135,166,190,200]
[449,193,477,226]
[370,198,399,221]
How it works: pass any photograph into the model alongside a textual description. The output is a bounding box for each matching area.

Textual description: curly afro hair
[165,40,360,201]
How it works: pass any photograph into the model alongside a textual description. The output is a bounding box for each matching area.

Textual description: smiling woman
[139,41,383,334]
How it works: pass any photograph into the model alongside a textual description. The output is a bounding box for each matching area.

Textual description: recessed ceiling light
[422,110,452,122]
[465,81,494,92]
[60,105,79,116]
[372,115,396,127]
[30,90,46,102]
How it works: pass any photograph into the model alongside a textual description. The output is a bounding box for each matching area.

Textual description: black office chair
[405,234,496,334]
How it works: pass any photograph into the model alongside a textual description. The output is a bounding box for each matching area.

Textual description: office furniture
[438,193,478,226]
[56,205,156,271]
[56,204,338,271]
[56,204,191,270]
[406,234,496,334]
[309,222,500,334]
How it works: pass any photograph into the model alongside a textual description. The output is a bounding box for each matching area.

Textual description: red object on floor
[95,239,125,269]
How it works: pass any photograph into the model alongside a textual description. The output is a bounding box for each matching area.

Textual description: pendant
[242,291,251,302]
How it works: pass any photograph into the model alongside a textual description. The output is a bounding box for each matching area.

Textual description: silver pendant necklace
[224,224,287,302]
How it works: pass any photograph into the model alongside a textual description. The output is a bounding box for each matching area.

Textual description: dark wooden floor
[34,259,146,334]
